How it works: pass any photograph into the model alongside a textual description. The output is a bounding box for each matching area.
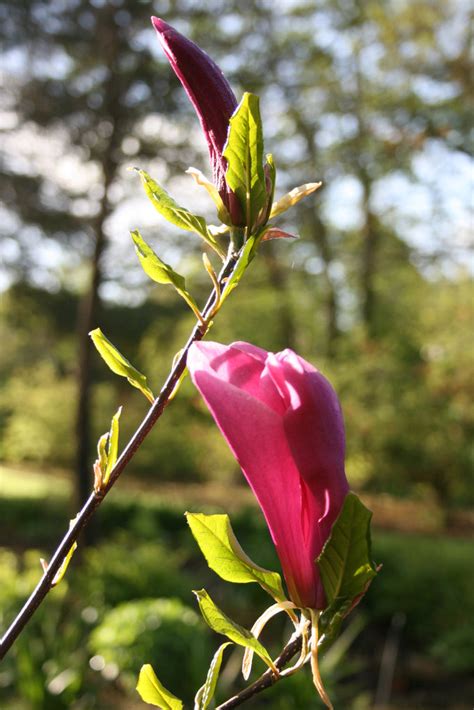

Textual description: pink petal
[189,341,264,399]
[231,341,268,362]
[188,342,348,609]
[268,351,349,560]
[188,344,320,607]
[190,342,285,415]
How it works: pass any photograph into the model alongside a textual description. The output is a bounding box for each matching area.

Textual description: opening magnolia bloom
[151,17,242,225]
[187,341,349,610]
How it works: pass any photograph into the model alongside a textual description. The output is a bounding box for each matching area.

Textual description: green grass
[1,463,473,709]
[0,465,70,499]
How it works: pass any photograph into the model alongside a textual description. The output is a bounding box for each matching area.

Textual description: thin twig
[0,251,239,661]
[216,635,303,709]
[217,622,337,708]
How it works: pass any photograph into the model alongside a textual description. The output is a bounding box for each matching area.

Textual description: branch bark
[216,623,336,708]
[0,252,239,661]
[216,635,303,709]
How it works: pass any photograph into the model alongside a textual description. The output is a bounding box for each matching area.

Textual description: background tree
[1,0,472,503]
[1,0,214,508]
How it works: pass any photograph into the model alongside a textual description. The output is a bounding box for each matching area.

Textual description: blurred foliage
[0,502,473,708]
[332,275,474,503]
[367,533,474,666]
[90,598,210,703]
[1,266,472,503]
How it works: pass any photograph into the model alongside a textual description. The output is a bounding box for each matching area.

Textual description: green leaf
[186,512,285,602]
[220,234,260,304]
[131,229,186,289]
[136,664,183,710]
[51,515,79,586]
[186,166,232,226]
[131,230,203,323]
[223,93,266,229]
[208,223,230,239]
[94,407,122,492]
[262,153,276,224]
[52,541,77,586]
[97,433,108,475]
[89,328,154,403]
[104,406,122,484]
[135,169,224,255]
[318,493,377,602]
[194,642,233,710]
[193,589,275,673]
[317,493,378,639]
[270,181,322,219]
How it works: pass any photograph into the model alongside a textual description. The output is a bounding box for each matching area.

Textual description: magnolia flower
[187,341,349,610]
[151,17,242,224]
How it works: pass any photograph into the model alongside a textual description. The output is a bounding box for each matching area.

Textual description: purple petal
[267,351,349,565]
[188,342,333,608]
[151,17,241,222]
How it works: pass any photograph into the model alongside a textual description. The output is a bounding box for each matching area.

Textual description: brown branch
[0,251,239,661]
[216,624,336,708]
[216,635,303,709]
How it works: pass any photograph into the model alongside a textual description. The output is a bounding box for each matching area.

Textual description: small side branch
[216,635,303,709]
[0,252,239,662]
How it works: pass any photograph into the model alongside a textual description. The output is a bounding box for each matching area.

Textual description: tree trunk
[263,243,296,350]
[309,213,340,358]
[75,218,107,513]
[75,154,119,525]
[291,112,341,357]
[360,179,379,337]
[352,25,380,338]
[74,12,121,519]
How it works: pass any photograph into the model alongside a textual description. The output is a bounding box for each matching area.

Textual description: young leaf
[89,328,154,402]
[135,169,224,256]
[51,514,80,586]
[261,227,298,242]
[317,493,378,640]
[131,229,186,289]
[261,153,276,225]
[208,223,230,239]
[186,512,285,602]
[131,230,204,324]
[223,93,266,230]
[219,234,259,304]
[186,166,232,226]
[97,432,108,475]
[202,253,221,317]
[242,601,299,681]
[94,407,122,493]
[193,589,276,674]
[194,642,233,710]
[94,433,108,493]
[270,181,322,219]
[136,664,183,710]
[310,609,334,710]
[104,406,122,484]
[51,541,77,586]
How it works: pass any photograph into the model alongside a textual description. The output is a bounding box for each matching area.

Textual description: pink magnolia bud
[151,17,242,225]
[187,341,350,610]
